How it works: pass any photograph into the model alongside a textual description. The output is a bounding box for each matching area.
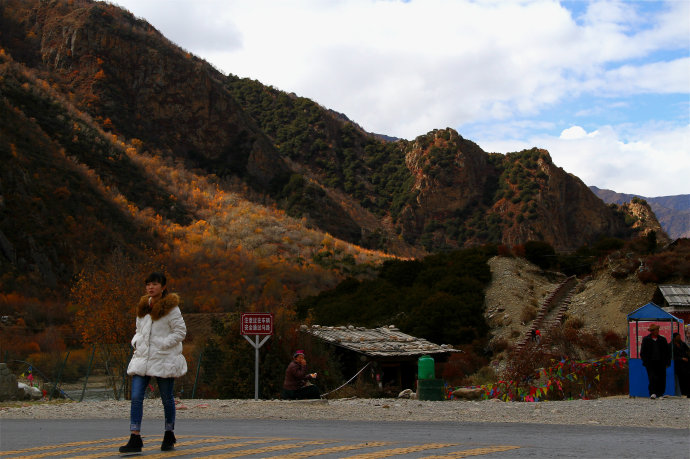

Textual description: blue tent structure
[627,302,685,397]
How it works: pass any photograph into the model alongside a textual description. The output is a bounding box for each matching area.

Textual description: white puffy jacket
[127,293,187,378]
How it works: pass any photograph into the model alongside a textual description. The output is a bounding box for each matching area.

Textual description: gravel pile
[2,397,689,429]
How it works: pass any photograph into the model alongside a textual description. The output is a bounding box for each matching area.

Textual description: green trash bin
[418,355,435,380]
[417,378,445,401]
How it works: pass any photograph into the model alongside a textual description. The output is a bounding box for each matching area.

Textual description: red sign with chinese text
[240,312,273,335]
[629,321,682,359]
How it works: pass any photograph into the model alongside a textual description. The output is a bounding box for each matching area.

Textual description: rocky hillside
[227,77,643,252]
[2,0,653,249]
[0,0,666,304]
[397,133,634,251]
[484,256,656,352]
[0,47,390,304]
[2,0,287,187]
[591,186,690,239]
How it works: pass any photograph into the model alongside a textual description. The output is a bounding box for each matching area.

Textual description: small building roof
[627,302,681,321]
[300,324,458,358]
[655,285,690,308]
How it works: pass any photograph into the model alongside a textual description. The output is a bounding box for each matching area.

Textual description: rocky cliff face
[500,156,631,251]
[397,130,635,251]
[591,187,689,240]
[0,0,658,256]
[2,0,290,189]
[400,129,490,241]
[620,199,670,244]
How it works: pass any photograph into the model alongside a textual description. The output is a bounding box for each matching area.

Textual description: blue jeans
[129,375,176,432]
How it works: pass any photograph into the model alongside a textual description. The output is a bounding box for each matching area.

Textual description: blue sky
[111,0,689,197]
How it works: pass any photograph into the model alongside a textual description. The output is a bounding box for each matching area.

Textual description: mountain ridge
[591,186,690,239]
[0,0,672,303]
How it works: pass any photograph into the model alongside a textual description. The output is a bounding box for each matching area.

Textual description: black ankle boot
[161,430,176,451]
[119,433,143,453]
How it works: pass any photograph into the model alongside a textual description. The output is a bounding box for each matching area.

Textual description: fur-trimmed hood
[128,292,187,378]
[136,293,181,320]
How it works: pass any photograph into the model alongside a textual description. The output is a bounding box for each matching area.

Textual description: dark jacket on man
[640,334,671,368]
[640,332,671,397]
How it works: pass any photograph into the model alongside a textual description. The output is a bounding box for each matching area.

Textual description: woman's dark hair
[145,272,168,297]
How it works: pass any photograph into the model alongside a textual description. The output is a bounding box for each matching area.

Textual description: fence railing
[2,345,281,401]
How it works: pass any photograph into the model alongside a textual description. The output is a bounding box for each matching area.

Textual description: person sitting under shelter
[282,350,320,400]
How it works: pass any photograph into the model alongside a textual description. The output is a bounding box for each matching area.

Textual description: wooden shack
[299,324,459,393]
[652,285,690,324]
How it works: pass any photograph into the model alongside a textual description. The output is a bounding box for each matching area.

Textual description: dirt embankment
[484,256,657,349]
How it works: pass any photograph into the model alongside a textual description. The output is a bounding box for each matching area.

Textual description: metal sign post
[240,313,273,400]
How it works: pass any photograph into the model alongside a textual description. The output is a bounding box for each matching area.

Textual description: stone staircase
[513,275,578,353]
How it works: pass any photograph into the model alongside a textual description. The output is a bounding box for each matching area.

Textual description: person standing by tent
[640,323,671,399]
[671,332,690,397]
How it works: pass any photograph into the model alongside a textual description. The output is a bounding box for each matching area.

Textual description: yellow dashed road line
[8,442,122,459]
[0,437,123,456]
[263,441,392,458]
[421,445,522,458]
[72,437,274,459]
[2,436,285,459]
[132,439,291,458]
[1,435,521,458]
[344,443,459,458]
[193,440,334,459]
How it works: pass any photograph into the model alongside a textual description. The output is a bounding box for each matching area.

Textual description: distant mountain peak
[591,187,690,239]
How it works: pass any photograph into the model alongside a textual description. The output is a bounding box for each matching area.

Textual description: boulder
[0,363,18,401]
[398,388,417,399]
[451,387,484,400]
[17,382,43,400]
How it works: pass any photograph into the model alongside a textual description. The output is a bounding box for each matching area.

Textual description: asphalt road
[1,419,688,458]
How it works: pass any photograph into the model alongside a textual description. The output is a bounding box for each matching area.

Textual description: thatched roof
[300,324,458,358]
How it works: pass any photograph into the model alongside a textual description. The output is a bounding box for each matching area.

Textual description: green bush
[296,248,492,346]
[525,240,556,269]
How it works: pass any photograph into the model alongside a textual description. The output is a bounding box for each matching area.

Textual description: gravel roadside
[2,397,689,430]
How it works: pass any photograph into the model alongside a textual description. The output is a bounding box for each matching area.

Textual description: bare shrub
[602,329,626,350]
[520,305,538,323]
[564,317,584,329]
[503,344,556,384]
[579,330,607,355]
[464,366,497,386]
[545,327,581,360]
[442,347,489,386]
[491,338,509,353]
[497,245,513,257]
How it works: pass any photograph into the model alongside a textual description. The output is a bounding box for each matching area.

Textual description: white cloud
[592,58,690,96]
[559,126,596,140]
[110,0,689,196]
[112,1,689,133]
[480,123,689,197]
[113,0,242,52]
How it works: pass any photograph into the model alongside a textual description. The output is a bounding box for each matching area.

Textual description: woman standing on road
[119,272,187,454]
